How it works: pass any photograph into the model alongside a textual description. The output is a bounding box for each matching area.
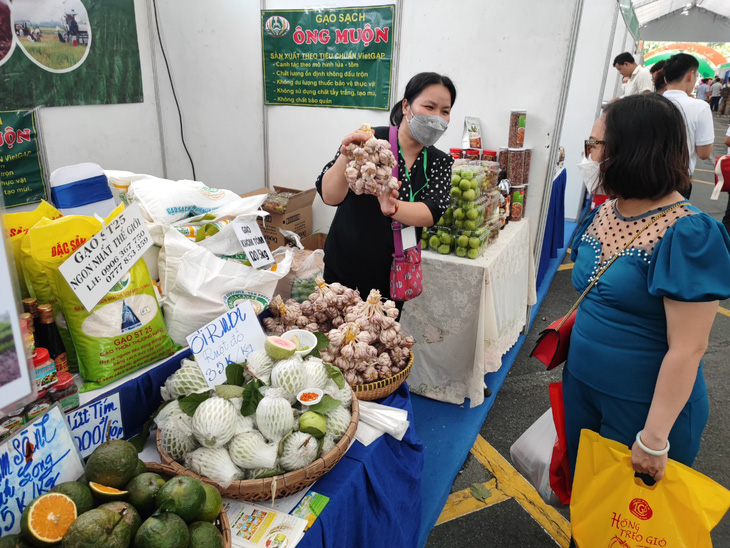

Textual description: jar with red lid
[464,149,481,162]
[449,148,463,160]
[33,347,58,391]
[481,150,497,162]
[49,372,80,413]
[25,390,52,421]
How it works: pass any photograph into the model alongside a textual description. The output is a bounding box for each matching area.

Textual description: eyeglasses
[584,138,606,158]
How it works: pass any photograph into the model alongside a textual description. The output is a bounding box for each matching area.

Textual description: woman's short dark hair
[389,72,456,126]
[662,53,699,84]
[600,94,689,199]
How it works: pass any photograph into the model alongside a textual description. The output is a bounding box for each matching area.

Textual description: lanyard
[399,145,429,202]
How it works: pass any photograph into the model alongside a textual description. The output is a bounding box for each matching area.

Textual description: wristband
[636,430,670,456]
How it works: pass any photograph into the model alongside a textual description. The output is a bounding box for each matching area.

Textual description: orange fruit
[88,481,128,502]
[20,492,77,546]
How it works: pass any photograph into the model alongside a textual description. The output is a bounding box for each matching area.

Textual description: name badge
[402,225,417,250]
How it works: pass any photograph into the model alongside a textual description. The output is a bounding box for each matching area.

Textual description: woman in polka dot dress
[564,94,730,485]
[315,73,456,314]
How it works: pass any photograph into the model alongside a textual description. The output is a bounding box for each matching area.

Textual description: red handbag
[530,201,687,370]
[530,310,577,370]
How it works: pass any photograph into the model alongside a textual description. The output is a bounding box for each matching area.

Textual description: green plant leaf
[306,332,330,358]
[226,362,246,386]
[277,430,294,457]
[316,436,326,458]
[253,468,285,479]
[178,391,212,417]
[240,379,265,416]
[309,394,341,414]
[324,363,345,389]
[128,418,153,453]
[469,483,492,503]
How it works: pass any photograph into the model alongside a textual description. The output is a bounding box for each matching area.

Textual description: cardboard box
[241,186,316,250]
[301,232,327,251]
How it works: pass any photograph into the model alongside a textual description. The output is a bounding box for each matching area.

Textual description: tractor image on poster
[60,10,88,46]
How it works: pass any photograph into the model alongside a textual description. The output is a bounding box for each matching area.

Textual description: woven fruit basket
[351,350,413,401]
[157,393,359,502]
[144,461,232,548]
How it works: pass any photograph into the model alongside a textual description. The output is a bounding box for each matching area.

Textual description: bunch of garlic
[322,289,415,385]
[344,124,399,197]
[263,277,361,334]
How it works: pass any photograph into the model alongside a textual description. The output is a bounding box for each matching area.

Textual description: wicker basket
[144,461,232,548]
[351,350,413,401]
[157,393,359,502]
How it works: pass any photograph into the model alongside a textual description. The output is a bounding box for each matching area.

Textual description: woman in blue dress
[565,93,730,483]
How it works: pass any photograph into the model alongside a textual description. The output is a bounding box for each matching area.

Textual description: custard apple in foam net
[323,380,352,408]
[154,400,189,430]
[234,413,255,436]
[326,405,351,440]
[229,431,278,470]
[279,432,318,471]
[163,359,209,400]
[255,389,295,442]
[192,397,237,448]
[247,468,283,480]
[160,415,199,461]
[270,357,305,403]
[321,432,337,455]
[185,446,244,488]
[301,358,331,390]
[246,350,274,384]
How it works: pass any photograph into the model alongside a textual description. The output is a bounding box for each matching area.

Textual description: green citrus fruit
[187,521,224,548]
[0,534,32,547]
[134,513,189,548]
[85,440,139,489]
[133,459,148,478]
[88,482,128,502]
[155,476,206,523]
[195,484,222,523]
[51,481,94,515]
[125,472,166,518]
[61,508,130,548]
[98,501,142,539]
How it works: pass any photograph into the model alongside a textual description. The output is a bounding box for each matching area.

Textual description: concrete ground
[427,112,730,547]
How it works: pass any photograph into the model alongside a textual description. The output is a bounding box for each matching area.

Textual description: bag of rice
[1,200,62,299]
[127,178,266,245]
[163,242,293,346]
[30,205,176,391]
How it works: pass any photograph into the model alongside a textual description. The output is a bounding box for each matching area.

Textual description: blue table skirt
[107,353,424,547]
[299,383,424,548]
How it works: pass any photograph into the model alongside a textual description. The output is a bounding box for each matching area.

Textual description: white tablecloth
[401,220,537,407]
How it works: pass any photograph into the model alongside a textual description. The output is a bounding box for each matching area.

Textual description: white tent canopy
[634,0,730,41]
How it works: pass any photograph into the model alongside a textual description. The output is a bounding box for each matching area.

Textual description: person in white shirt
[662,54,714,199]
[696,79,711,101]
[723,126,730,235]
[710,78,722,112]
[612,52,653,101]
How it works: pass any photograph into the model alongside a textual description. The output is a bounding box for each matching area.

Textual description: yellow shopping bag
[571,429,730,548]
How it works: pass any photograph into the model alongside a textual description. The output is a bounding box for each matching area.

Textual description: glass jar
[49,372,80,413]
[33,347,58,391]
[481,150,497,162]
[25,390,52,422]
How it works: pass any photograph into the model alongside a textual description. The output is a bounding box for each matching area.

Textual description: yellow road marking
[467,436,572,547]
[558,263,574,271]
[691,179,714,186]
[694,168,715,174]
[718,306,730,318]
[436,478,509,525]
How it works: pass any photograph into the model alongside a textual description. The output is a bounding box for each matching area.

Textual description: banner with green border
[261,5,395,110]
[0,110,47,208]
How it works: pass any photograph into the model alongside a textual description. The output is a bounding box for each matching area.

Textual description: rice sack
[31,205,176,391]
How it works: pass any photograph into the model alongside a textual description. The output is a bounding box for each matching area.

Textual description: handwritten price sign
[186,301,266,387]
[0,406,85,535]
[232,218,275,269]
[65,393,124,458]
[58,202,153,311]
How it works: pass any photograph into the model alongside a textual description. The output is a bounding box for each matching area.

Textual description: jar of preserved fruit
[49,372,80,413]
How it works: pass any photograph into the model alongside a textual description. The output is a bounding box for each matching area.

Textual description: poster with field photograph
[0,0,142,107]
[0,230,32,411]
